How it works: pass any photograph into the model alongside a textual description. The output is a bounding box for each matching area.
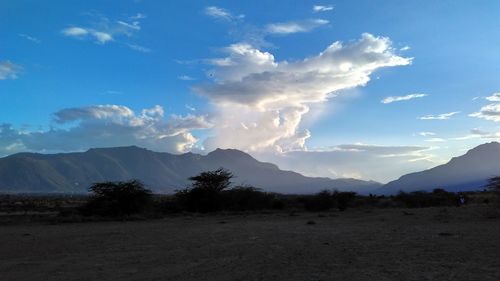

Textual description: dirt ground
[0,206,499,281]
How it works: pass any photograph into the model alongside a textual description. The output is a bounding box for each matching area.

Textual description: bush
[81,180,152,217]
[303,190,334,211]
[302,190,357,211]
[485,176,500,197]
[221,186,277,211]
[394,189,458,208]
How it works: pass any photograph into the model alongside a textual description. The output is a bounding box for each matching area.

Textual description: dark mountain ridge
[0,146,381,194]
[378,142,500,194]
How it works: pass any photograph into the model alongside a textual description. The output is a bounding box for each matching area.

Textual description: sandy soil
[0,206,499,281]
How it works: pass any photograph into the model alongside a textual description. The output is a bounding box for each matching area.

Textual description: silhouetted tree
[189,168,233,192]
[82,180,152,216]
[176,168,233,212]
[485,176,500,196]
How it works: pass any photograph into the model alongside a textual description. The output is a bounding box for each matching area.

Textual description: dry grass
[0,206,499,281]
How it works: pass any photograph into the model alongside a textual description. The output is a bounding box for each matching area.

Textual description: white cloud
[185,105,196,111]
[486,93,500,102]
[451,128,500,141]
[178,75,195,81]
[381,93,427,104]
[0,61,22,80]
[61,13,146,47]
[265,19,329,34]
[117,20,141,31]
[313,5,334,12]
[92,31,113,43]
[419,111,460,120]
[400,46,410,51]
[204,6,244,21]
[127,43,151,53]
[130,13,146,20]
[62,27,113,44]
[195,33,411,152]
[418,132,435,137]
[0,105,213,155]
[19,33,41,43]
[470,103,500,122]
[62,27,89,37]
[424,138,446,142]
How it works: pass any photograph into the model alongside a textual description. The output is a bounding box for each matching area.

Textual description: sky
[2,0,500,183]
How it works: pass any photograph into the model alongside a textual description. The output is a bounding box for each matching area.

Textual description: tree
[485,176,500,196]
[176,168,233,212]
[188,168,233,192]
[83,180,152,216]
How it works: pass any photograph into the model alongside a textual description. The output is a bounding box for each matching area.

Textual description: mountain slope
[0,146,381,194]
[378,142,500,194]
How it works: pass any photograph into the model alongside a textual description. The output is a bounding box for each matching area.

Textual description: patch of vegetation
[485,176,500,197]
[3,170,500,223]
[81,180,152,217]
[302,190,357,211]
[393,189,459,208]
[174,168,280,212]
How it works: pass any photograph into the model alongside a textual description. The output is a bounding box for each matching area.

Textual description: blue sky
[1,1,500,182]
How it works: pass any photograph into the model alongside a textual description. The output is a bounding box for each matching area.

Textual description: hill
[378,142,500,194]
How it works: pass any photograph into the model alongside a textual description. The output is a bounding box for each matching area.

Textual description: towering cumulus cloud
[195,33,411,152]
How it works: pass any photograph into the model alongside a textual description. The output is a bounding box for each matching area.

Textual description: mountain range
[0,146,381,194]
[1,142,499,195]
[377,142,500,194]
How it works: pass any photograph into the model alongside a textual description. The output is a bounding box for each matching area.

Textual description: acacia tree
[176,168,233,212]
[188,168,233,192]
[83,180,152,216]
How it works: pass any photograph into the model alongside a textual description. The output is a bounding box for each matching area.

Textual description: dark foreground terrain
[1,206,499,281]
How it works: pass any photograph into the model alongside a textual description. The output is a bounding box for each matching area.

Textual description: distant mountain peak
[207,148,254,160]
[378,142,500,194]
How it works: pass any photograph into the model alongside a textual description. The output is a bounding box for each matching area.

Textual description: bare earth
[1,207,499,281]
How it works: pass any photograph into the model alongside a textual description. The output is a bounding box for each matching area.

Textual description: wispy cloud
[127,43,151,53]
[265,19,329,34]
[62,26,113,44]
[0,61,22,80]
[400,46,410,51]
[61,12,147,48]
[451,128,500,141]
[419,111,460,120]
[19,33,41,44]
[424,138,446,142]
[381,93,427,104]
[178,75,195,81]
[418,132,435,137]
[185,105,196,111]
[204,6,244,22]
[130,13,146,20]
[313,5,334,12]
